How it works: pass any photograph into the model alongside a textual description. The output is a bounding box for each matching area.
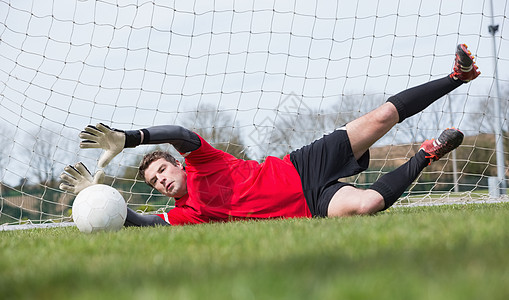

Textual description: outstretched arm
[80,123,201,168]
[124,208,170,227]
[127,125,201,153]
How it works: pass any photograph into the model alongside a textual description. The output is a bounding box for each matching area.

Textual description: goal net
[1,0,508,228]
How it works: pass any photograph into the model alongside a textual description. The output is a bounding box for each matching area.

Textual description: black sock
[369,150,430,210]
[387,76,462,123]
[124,207,170,227]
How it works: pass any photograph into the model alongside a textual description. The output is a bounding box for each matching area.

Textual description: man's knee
[327,187,384,217]
[374,102,400,126]
[357,193,385,215]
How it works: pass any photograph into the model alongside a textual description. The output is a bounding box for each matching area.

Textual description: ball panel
[74,216,93,233]
[87,207,111,228]
[106,214,125,231]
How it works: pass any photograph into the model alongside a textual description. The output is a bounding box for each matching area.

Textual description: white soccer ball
[72,184,127,233]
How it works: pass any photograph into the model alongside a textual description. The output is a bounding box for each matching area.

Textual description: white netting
[0,0,508,226]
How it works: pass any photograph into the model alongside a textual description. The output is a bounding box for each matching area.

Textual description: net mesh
[0,0,508,226]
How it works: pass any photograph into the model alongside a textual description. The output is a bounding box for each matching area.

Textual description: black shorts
[289,128,370,217]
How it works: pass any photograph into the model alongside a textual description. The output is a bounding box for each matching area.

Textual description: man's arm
[124,207,170,227]
[125,125,201,153]
[80,123,201,168]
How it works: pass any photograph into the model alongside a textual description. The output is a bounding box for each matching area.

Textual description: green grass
[1,203,509,300]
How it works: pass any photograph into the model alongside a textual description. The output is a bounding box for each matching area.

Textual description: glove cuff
[124,130,142,148]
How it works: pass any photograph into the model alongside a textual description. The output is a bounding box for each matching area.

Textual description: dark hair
[138,150,179,183]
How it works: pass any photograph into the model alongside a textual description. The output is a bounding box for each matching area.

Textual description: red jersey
[158,135,311,225]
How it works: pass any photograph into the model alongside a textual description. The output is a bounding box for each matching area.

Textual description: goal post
[0,0,508,227]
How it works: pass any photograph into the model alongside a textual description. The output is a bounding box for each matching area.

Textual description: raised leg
[328,128,464,217]
[346,102,399,160]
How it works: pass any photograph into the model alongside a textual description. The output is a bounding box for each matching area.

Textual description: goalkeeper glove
[79,123,126,168]
[59,162,105,194]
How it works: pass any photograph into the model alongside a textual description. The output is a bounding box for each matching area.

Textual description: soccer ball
[72,184,127,233]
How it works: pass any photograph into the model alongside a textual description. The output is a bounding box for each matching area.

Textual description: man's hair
[138,150,179,183]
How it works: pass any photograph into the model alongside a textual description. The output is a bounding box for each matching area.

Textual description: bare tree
[179,103,251,160]
[27,126,71,188]
[265,93,385,158]
[0,124,14,193]
[471,88,509,134]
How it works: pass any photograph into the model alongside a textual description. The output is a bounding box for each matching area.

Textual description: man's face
[144,158,188,198]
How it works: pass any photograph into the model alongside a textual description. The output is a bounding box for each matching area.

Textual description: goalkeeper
[60,44,480,226]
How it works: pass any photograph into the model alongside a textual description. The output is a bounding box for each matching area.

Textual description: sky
[0,0,508,186]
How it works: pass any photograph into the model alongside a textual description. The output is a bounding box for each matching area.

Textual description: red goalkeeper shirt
[158,135,311,225]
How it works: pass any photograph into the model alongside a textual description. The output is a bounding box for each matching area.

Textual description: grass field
[1,203,508,300]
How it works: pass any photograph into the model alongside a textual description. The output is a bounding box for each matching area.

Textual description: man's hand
[59,162,105,194]
[79,123,126,168]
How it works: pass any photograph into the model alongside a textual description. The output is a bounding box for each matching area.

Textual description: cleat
[420,128,464,162]
[450,44,480,82]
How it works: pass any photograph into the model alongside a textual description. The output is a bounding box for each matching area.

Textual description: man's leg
[346,44,479,160]
[346,102,399,160]
[328,128,464,217]
[327,151,429,217]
